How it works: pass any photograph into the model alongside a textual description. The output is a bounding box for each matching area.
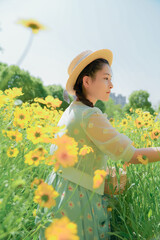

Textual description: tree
[95,98,124,119]
[95,100,106,113]
[123,90,155,115]
[0,63,48,103]
[157,102,160,113]
[0,63,8,73]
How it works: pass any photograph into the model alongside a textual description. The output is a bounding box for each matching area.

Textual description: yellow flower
[135,109,141,114]
[6,130,22,142]
[107,207,112,212]
[26,126,47,144]
[143,120,150,128]
[31,178,44,189]
[142,111,151,118]
[4,87,24,99]
[54,145,78,169]
[45,96,62,108]
[52,135,79,169]
[79,145,94,156]
[109,118,114,123]
[129,108,133,112]
[134,118,144,128]
[11,179,26,189]
[33,209,37,217]
[2,129,8,137]
[121,119,128,126]
[146,140,152,147]
[34,182,59,208]
[137,154,149,165]
[13,107,30,128]
[34,97,46,104]
[24,149,44,166]
[45,155,56,166]
[154,112,158,116]
[17,19,47,34]
[93,175,103,189]
[93,170,107,189]
[52,134,75,146]
[0,93,10,107]
[126,115,132,121]
[35,146,48,157]
[150,129,160,140]
[141,133,149,142]
[7,146,19,158]
[45,216,79,240]
[42,136,56,144]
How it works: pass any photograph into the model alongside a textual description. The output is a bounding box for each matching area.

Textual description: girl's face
[82,64,113,105]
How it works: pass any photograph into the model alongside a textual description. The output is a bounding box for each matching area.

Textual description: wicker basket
[104,167,127,196]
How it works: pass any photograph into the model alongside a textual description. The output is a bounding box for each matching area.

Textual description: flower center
[28,23,39,29]
[19,114,25,120]
[41,194,49,202]
[32,156,38,161]
[10,151,14,155]
[142,155,147,160]
[61,153,68,159]
[35,132,41,138]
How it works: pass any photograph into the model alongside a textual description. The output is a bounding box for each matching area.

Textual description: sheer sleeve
[82,108,136,162]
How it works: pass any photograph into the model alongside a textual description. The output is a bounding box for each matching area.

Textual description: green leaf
[148,209,152,218]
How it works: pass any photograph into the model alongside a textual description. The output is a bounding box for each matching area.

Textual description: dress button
[103,129,108,134]
[119,146,124,152]
[88,122,94,128]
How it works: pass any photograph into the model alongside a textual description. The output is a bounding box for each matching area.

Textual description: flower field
[0,87,160,240]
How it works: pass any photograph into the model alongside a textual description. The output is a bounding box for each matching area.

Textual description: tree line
[0,62,159,118]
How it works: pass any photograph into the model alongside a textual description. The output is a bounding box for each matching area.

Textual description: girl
[36,49,160,240]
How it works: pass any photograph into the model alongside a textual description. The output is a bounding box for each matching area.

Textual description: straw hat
[65,49,113,96]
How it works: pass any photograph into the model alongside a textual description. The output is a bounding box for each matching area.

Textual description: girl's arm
[129,147,160,164]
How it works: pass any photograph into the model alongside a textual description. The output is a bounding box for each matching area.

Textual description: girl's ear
[83,76,92,88]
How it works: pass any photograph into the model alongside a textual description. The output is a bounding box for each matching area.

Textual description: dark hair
[73,58,110,107]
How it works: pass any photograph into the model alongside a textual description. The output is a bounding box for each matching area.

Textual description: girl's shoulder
[82,106,103,119]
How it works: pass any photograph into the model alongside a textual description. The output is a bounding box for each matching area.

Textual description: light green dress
[36,170,112,240]
[35,100,136,240]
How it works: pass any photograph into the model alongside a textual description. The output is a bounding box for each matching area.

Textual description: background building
[110,92,126,108]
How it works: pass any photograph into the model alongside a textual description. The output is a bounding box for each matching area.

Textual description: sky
[0,0,160,108]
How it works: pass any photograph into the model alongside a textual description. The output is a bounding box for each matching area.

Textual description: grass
[0,88,160,240]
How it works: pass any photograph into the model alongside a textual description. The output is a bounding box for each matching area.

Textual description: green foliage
[0,88,160,239]
[0,63,48,103]
[98,98,124,119]
[0,62,8,70]
[123,90,155,115]
[0,62,157,120]
[158,103,160,113]
[95,100,106,112]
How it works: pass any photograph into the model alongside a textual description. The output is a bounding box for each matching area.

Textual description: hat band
[71,51,92,73]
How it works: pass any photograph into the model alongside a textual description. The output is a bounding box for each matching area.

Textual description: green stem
[16,31,34,66]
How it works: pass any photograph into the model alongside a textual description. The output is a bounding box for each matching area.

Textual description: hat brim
[66,49,113,96]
